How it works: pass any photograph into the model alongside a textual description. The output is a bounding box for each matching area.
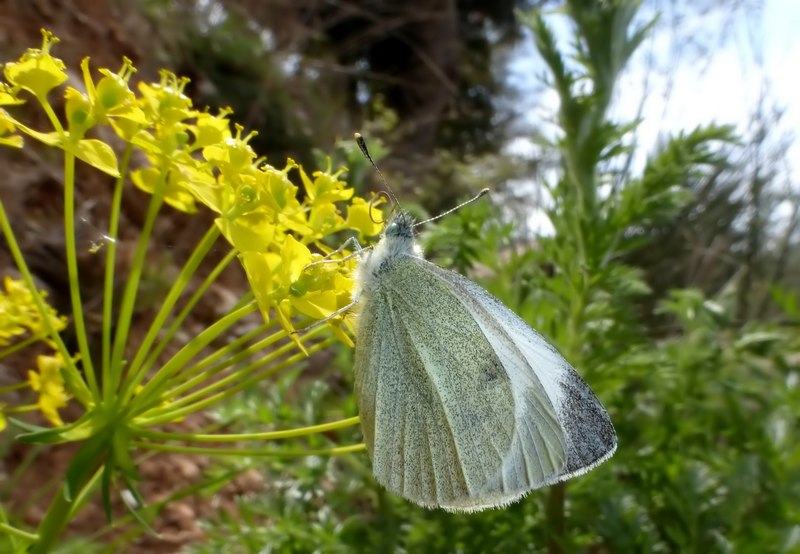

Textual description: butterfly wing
[421,258,618,479]
[355,256,574,512]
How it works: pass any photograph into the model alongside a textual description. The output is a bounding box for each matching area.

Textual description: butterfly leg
[303,237,371,271]
[291,289,363,334]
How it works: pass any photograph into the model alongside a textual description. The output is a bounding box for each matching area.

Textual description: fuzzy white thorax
[354,212,423,297]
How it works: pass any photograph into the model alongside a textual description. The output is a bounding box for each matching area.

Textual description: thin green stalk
[132,416,360,443]
[28,437,105,554]
[157,317,275,394]
[141,327,330,417]
[135,337,333,426]
[0,334,46,359]
[64,464,105,522]
[122,225,223,398]
[0,382,29,394]
[4,405,38,414]
[63,150,99,400]
[38,97,65,136]
[133,442,365,457]
[135,247,237,381]
[110,166,168,396]
[0,522,38,542]
[102,144,134,401]
[155,323,296,405]
[124,301,259,411]
[0,201,83,385]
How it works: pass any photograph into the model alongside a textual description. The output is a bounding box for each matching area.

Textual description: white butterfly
[349,209,617,513]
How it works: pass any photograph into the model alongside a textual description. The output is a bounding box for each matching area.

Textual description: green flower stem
[101,144,134,401]
[135,247,238,381]
[0,201,80,383]
[0,522,38,542]
[123,301,259,412]
[38,96,65,137]
[110,166,168,397]
[132,290,258,413]
[120,224,222,401]
[134,337,333,426]
[5,404,39,414]
[155,323,296,405]
[0,381,30,394]
[63,150,99,400]
[0,334,45,359]
[142,327,329,415]
[157,318,276,395]
[133,416,360,443]
[29,437,105,554]
[64,462,104,523]
[132,441,366,457]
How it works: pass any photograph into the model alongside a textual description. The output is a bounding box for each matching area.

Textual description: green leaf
[69,138,120,177]
[64,432,111,501]
[101,461,113,523]
[15,410,107,444]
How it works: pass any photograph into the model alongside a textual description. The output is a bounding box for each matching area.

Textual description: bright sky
[614,0,800,175]
[505,0,799,233]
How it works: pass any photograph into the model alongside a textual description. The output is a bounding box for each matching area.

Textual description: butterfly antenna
[355,132,400,217]
[413,188,490,228]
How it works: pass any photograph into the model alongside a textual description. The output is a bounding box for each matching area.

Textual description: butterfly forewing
[354,256,570,512]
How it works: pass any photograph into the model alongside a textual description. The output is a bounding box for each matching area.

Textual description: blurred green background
[1,0,798,552]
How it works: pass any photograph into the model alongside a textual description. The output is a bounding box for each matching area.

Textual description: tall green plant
[0,31,380,551]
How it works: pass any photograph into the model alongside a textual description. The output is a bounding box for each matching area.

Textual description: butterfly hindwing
[419,258,618,478]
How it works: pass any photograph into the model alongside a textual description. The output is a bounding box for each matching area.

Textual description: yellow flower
[27,354,70,426]
[2,29,67,99]
[0,277,67,346]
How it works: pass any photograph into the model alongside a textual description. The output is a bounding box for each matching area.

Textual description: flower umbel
[27,354,70,426]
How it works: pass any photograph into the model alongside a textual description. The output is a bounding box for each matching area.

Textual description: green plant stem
[28,437,104,554]
[0,522,38,542]
[157,317,274,395]
[121,225,223,402]
[0,334,46,359]
[134,336,333,425]
[132,416,360,442]
[38,96,65,136]
[63,151,100,400]
[546,482,566,554]
[0,382,29,394]
[133,441,365,457]
[135,247,237,381]
[4,405,39,414]
[125,301,260,413]
[0,201,81,382]
[155,322,305,407]
[110,166,168,397]
[102,144,134,402]
[92,466,243,546]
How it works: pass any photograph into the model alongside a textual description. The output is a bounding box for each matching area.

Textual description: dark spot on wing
[559,371,616,473]
[478,357,503,388]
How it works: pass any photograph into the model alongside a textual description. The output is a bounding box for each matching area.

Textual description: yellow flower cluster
[1,30,382,341]
[0,277,69,427]
[0,277,66,347]
[27,354,70,426]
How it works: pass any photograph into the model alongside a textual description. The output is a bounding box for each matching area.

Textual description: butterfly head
[384,212,416,240]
